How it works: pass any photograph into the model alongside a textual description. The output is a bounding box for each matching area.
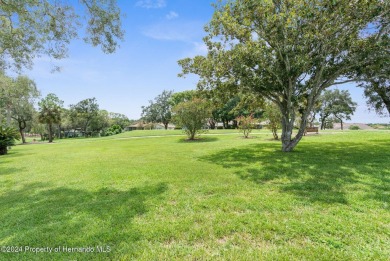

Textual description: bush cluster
[103,125,123,136]
[349,125,360,130]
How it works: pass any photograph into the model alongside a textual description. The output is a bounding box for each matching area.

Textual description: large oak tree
[179,0,387,151]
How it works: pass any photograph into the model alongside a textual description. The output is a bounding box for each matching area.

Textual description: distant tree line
[0,72,134,148]
[140,87,359,140]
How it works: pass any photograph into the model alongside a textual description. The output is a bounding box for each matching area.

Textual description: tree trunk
[232,120,238,129]
[189,130,196,140]
[164,122,168,130]
[280,100,312,152]
[320,115,328,130]
[19,129,26,144]
[48,124,53,143]
[281,116,296,152]
[340,120,343,130]
[272,128,279,140]
[0,146,7,155]
[18,120,27,144]
[58,124,62,139]
[208,119,216,129]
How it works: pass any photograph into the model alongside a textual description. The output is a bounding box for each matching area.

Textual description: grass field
[1,130,389,260]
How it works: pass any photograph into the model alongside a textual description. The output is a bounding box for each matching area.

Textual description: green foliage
[179,0,385,151]
[0,125,20,155]
[142,90,173,129]
[0,73,39,130]
[173,98,211,140]
[38,93,63,142]
[318,90,357,130]
[264,103,282,140]
[0,0,124,70]
[368,123,390,130]
[69,98,99,133]
[236,114,257,138]
[355,14,390,115]
[89,109,110,135]
[168,90,197,107]
[349,125,361,130]
[104,124,123,136]
[8,75,40,143]
[108,112,130,129]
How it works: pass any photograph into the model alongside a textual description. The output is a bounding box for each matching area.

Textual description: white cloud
[142,21,205,42]
[192,42,208,55]
[181,42,208,58]
[166,11,178,20]
[135,0,166,9]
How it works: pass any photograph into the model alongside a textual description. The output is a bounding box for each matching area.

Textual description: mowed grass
[1,130,389,260]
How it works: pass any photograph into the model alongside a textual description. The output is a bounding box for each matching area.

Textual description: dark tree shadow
[200,141,390,205]
[0,182,168,260]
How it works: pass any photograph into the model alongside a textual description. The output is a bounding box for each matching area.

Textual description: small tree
[264,103,282,140]
[38,94,63,143]
[0,126,20,155]
[236,114,256,138]
[173,99,211,140]
[69,98,99,135]
[318,90,357,130]
[142,90,173,130]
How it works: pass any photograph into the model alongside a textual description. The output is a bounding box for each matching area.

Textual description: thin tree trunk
[209,119,216,129]
[340,120,343,130]
[233,120,238,129]
[164,122,168,130]
[20,120,27,143]
[19,129,26,144]
[48,124,53,143]
[272,128,279,140]
[58,124,62,139]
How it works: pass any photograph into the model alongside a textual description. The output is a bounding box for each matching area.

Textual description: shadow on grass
[200,142,389,205]
[0,156,26,176]
[176,136,219,143]
[0,182,167,258]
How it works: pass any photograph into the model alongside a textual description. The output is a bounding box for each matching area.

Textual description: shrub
[349,125,360,130]
[236,114,257,138]
[104,124,123,136]
[0,126,20,155]
[173,98,211,140]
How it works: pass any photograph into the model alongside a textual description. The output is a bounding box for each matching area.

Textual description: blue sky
[24,0,388,123]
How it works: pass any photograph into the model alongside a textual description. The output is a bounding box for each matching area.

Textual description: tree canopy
[69,98,99,134]
[318,90,357,130]
[38,93,63,143]
[173,98,211,140]
[179,0,387,151]
[9,76,40,143]
[0,0,124,70]
[141,90,173,129]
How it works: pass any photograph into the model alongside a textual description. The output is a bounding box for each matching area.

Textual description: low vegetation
[0,130,389,260]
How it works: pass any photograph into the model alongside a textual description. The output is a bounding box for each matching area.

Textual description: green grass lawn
[1,130,389,260]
